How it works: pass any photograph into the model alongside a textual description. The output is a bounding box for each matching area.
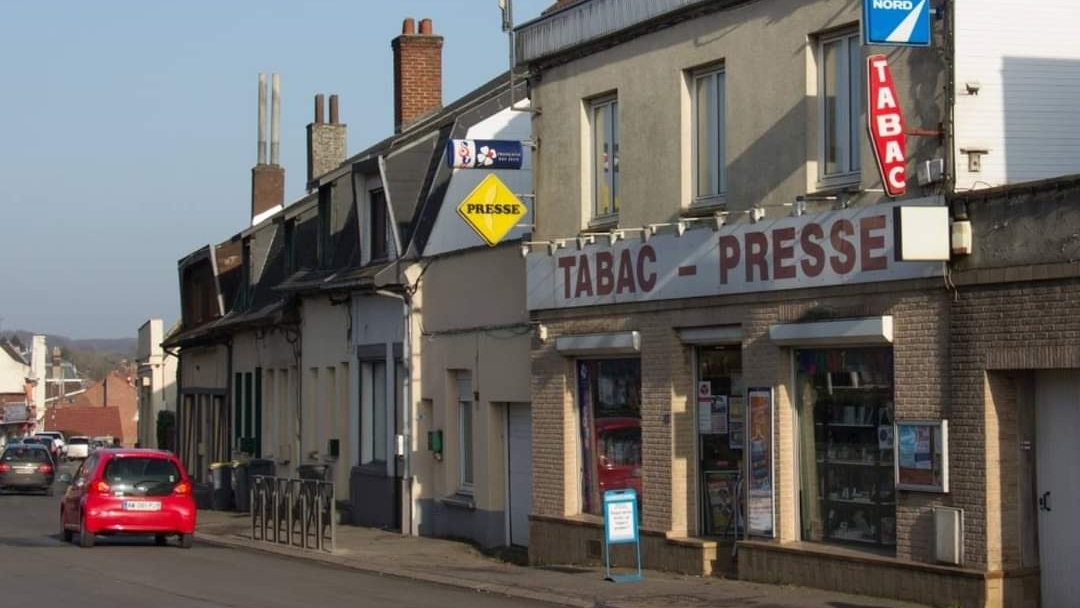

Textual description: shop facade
[525,199,978,597]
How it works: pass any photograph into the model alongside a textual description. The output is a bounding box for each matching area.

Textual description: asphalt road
[0,462,551,608]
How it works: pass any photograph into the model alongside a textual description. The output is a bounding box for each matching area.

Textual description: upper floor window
[818,30,862,182]
[369,188,389,261]
[590,96,619,219]
[693,67,726,201]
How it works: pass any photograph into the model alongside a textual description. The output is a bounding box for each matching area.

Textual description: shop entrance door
[696,346,744,538]
[1035,370,1080,607]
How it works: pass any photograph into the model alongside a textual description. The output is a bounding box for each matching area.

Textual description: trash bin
[209,462,234,510]
[297,464,330,481]
[193,482,213,510]
[231,460,250,512]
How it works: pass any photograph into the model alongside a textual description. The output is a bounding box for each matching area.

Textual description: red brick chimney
[392,17,443,133]
[252,73,285,225]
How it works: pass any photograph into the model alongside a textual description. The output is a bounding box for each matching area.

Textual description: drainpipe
[375,287,416,537]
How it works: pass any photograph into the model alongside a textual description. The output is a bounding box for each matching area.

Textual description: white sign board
[527,200,945,311]
[605,500,636,543]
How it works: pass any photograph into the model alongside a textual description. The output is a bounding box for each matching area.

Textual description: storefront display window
[696,346,744,537]
[577,359,641,515]
[796,347,895,549]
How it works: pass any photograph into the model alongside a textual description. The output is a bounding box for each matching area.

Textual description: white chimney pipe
[271,73,281,166]
[257,74,267,165]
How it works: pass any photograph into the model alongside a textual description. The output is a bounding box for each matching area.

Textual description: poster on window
[895,420,948,492]
[704,470,740,537]
[747,387,774,537]
[711,396,729,435]
[728,395,745,450]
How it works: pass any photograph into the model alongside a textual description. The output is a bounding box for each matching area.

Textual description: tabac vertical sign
[867,55,907,197]
[457,174,527,246]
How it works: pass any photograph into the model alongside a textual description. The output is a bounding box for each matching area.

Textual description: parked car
[60,449,196,548]
[22,436,60,462]
[0,444,56,495]
[34,432,66,458]
[66,436,91,460]
[595,417,643,497]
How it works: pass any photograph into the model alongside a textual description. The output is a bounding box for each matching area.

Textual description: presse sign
[525,201,944,311]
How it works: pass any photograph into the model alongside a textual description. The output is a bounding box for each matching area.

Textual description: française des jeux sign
[525,201,943,311]
[867,55,907,198]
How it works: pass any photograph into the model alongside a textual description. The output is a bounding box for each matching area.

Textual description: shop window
[696,346,744,537]
[797,347,895,549]
[577,359,641,515]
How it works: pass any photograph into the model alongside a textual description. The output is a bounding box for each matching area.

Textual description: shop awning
[768,316,894,347]
[677,325,743,345]
[555,331,641,355]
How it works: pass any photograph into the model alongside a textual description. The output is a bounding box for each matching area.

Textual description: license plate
[16,469,33,475]
[123,500,161,511]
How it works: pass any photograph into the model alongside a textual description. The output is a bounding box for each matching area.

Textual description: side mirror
[59,473,73,484]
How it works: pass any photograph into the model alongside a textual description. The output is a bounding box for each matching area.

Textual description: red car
[595,417,642,496]
[60,449,196,548]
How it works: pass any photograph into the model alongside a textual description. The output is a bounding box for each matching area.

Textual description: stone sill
[738,539,1011,580]
[439,494,476,511]
[529,513,717,549]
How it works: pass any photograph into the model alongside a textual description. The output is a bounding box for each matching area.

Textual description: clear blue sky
[0,0,551,340]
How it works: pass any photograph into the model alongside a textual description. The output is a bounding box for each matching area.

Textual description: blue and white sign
[446,139,524,170]
[602,489,642,583]
[863,0,931,47]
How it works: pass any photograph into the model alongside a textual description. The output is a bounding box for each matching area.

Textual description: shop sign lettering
[867,55,907,197]
[525,200,945,311]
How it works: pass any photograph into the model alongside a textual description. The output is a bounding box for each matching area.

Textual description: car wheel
[155,535,167,546]
[79,518,94,549]
[61,514,73,543]
[179,533,193,549]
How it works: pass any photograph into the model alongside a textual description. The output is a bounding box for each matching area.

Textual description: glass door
[697,346,744,537]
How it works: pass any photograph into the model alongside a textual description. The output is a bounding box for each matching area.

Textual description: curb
[196,530,598,608]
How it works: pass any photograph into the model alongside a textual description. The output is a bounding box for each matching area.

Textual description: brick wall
[951,277,1080,571]
[251,164,284,221]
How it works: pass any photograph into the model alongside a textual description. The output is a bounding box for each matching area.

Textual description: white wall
[301,295,355,489]
[954,1,1080,189]
[423,103,534,257]
[0,351,27,394]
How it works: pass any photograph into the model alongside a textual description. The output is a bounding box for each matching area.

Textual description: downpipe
[375,288,417,537]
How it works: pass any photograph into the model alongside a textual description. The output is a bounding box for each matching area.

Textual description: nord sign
[867,55,907,198]
[863,0,931,46]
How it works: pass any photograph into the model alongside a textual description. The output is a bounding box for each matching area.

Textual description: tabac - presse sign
[863,0,931,46]
[867,55,907,198]
[447,139,524,170]
[457,173,527,246]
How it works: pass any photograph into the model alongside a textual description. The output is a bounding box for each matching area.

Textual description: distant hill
[1,330,136,381]
[4,330,136,356]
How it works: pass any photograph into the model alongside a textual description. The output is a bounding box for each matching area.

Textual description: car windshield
[2,447,51,463]
[69,438,89,445]
[103,457,181,497]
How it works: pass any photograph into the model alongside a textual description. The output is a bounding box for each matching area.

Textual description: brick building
[515,1,1080,606]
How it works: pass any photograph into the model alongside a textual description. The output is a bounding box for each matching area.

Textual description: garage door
[507,403,532,547]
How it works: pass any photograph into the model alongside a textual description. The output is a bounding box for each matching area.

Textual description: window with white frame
[590,96,619,218]
[693,67,726,201]
[818,30,862,182]
[456,372,474,492]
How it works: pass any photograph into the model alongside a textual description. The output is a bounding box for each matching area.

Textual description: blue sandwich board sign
[603,489,642,583]
[863,0,931,47]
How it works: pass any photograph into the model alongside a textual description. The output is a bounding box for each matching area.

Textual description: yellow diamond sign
[457,174,527,247]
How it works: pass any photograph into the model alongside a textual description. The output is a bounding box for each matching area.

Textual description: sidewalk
[196,510,927,608]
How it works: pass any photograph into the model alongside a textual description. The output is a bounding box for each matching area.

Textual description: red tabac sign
[867,54,906,197]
